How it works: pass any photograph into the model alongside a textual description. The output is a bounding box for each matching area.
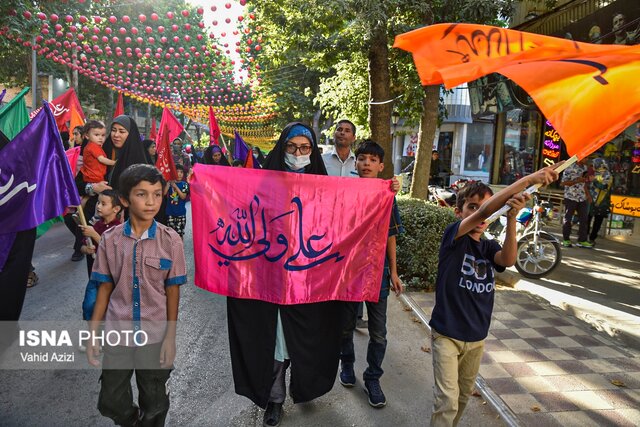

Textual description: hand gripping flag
[155,108,183,181]
[190,164,395,304]
[0,102,81,270]
[394,23,640,159]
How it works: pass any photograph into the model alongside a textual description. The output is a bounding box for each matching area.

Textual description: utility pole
[31,37,39,109]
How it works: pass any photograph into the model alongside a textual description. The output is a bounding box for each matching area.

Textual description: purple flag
[233,130,249,162]
[0,102,80,269]
[0,88,6,104]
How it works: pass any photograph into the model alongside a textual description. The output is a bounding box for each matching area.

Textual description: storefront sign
[611,195,640,218]
[541,120,562,167]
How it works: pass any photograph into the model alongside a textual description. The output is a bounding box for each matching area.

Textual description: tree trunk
[409,85,440,200]
[368,22,392,178]
[312,109,321,142]
[107,90,114,120]
[72,56,79,96]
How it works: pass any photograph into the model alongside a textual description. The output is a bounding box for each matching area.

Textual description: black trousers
[0,228,37,321]
[562,198,589,242]
[98,343,171,427]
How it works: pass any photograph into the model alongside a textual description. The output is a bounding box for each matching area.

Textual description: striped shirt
[91,220,187,343]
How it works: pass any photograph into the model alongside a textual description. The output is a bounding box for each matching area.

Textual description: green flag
[0,87,30,139]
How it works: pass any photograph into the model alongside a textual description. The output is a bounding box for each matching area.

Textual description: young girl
[79,190,122,320]
[165,165,189,238]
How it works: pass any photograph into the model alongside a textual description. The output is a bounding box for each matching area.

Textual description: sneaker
[588,239,597,247]
[263,401,283,427]
[576,241,594,248]
[356,318,368,329]
[339,364,356,387]
[561,240,572,247]
[363,379,386,408]
[71,250,84,262]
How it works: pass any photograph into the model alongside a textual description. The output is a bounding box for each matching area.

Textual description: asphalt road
[0,214,503,426]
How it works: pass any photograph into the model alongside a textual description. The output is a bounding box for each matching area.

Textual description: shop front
[478,0,640,245]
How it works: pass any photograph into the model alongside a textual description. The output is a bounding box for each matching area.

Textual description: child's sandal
[26,271,39,288]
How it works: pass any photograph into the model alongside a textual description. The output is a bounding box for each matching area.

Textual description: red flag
[34,88,85,132]
[208,106,221,146]
[114,92,124,118]
[190,164,395,304]
[149,118,157,140]
[393,23,640,159]
[155,108,183,181]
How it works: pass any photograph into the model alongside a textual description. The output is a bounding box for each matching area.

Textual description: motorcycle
[484,193,561,279]
[427,176,470,207]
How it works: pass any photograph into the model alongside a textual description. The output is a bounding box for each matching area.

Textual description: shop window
[498,109,541,185]
[597,121,640,197]
[463,122,494,175]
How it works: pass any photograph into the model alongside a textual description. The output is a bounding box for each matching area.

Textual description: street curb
[398,294,521,427]
[505,278,640,351]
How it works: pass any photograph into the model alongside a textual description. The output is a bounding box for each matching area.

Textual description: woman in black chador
[226,122,343,427]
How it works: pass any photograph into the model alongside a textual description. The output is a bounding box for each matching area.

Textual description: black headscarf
[251,147,266,168]
[102,115,147,189]
[203,145,230,166]
[262,122,327,175]
[142,139,157,165]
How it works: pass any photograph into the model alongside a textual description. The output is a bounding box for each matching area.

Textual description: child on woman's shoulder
[77,121,116,207]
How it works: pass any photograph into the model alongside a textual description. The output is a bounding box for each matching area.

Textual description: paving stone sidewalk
[409,288,640,427]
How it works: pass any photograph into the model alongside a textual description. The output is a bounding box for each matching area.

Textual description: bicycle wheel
[514,233,562,279]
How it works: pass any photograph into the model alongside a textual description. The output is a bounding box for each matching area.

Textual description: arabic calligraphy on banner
[190,165,395,305]
[610,195,640,218]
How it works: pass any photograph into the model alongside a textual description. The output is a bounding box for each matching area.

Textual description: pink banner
[65,146,81,177]
[191,164,395,305]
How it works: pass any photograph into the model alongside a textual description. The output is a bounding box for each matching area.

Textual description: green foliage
[314,54,370,131]
[396,196,456,290]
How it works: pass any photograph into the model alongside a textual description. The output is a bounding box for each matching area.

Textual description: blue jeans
[82,280,99,321]
[340,298,388,380]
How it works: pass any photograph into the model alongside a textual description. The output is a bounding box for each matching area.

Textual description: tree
[406,0,516,199]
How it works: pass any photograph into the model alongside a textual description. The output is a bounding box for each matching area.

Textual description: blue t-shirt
[165,181,189,217]
[429,221,505,342]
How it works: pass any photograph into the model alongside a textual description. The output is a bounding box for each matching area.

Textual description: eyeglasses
[284,143,312,155]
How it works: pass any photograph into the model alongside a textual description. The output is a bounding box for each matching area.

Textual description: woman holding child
[78,115,147,212]
[226,123,344,427]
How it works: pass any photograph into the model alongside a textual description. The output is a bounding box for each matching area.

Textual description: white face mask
[284,152,311,170]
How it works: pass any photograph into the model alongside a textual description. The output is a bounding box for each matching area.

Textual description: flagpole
[485,155,578,224]
[76,206,96,259]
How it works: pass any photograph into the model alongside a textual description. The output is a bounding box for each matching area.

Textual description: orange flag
[394,23,640,159]
[69,103,85,137]
[114,92,124,118]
